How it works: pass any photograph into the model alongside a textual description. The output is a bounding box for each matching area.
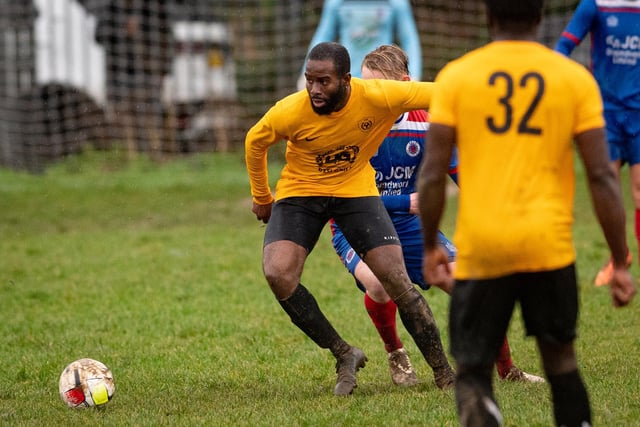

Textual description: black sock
[278,284,349,356]
[548,370,591,427]
[456,368,502,427]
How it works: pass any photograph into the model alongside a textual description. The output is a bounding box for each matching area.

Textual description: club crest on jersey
[345,248,356,264]
[406,140,420,157]
[316,145,360,173]
[358,117,374,132]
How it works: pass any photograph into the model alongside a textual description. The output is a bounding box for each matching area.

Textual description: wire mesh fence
[0,0,583,172]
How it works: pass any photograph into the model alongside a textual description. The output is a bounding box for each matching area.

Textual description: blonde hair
[361,44,410,80]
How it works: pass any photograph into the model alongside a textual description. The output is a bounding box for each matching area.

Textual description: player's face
[305,59,350,115]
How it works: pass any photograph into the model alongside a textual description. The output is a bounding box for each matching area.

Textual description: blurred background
[0,0,586,173]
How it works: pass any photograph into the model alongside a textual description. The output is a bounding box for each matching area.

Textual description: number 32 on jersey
[486,71,544,136]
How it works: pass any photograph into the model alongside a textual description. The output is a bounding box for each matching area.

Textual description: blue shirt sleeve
[554,0,598,56]
[381,194,411,212]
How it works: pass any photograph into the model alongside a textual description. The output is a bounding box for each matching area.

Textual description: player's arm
[575,127,636,306]
[394,0,422,80]
[418,123,456,291]
[554,0,598,55]
[245,116,282,222]
[380,194,412,213]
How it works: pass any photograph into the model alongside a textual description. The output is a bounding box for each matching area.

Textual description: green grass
[1,150,638,426]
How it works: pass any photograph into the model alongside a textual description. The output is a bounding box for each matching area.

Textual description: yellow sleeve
[244,112,284,205]
[363,79,434,112]
[428,64,457,127]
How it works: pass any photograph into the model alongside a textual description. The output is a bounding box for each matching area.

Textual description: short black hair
[484,0,543,25]
[307,42,351,77]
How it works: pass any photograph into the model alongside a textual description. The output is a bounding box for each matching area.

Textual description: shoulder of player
[438,42,581,78]
[272,90,309,112]
[258,91,311,134]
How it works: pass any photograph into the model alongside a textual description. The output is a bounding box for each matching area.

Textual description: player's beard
[310,82,347,116]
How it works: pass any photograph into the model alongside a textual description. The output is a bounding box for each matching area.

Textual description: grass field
[1,150,638,426]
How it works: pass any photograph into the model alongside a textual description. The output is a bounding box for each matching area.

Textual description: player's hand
[408,192,419,215]
[423,246,453,293]
[610,267,636,307]
[252,202,272,224]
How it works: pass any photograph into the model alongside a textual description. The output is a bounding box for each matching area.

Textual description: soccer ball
[59,358,115,408]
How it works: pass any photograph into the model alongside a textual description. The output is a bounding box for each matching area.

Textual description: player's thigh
[450,276,517,367]
[519,264,578,345]
[262,197,328,292]
[264,197,328,252]
[331,196,400,257]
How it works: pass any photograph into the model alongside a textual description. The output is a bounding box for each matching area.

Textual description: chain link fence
[0,0,582,172]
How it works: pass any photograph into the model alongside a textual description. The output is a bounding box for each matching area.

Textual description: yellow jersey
[429,41,605,279]
[245,78,433,204]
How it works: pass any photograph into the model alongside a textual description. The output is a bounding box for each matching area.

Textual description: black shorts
[264,196,400,256]
[449,264,578,367]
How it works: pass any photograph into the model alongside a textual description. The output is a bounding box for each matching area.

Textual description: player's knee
[537,338,577,376]
[262,260,300,299]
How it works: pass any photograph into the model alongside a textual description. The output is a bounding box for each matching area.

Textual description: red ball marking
[64,387,86,406]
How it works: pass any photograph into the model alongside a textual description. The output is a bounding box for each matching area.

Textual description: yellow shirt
[430,41,605,279]
[245,78,433,204]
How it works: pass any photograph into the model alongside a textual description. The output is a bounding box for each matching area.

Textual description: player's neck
[493,34,537,42]
[489,19,539,42]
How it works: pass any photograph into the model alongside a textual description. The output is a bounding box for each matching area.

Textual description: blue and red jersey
[331,110,458,290]
[555,0,640,110]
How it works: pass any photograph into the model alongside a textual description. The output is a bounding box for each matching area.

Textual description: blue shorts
[605,109,640,166]
[331,214,456,291]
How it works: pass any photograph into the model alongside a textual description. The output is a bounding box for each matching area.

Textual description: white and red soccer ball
[59,358,115,408]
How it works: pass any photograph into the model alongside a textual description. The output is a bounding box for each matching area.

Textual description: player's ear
[343,72,352,84]
[402,75,411,82]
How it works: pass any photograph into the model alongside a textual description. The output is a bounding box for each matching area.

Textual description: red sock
[495,336,513,378]
[364,293,403,353]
